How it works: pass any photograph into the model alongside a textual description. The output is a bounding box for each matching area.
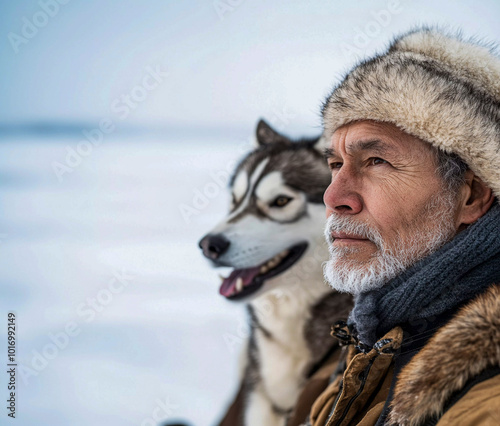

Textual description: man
[301,28,500,425]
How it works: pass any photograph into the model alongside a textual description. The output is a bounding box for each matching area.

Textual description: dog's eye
[271,196,293,208]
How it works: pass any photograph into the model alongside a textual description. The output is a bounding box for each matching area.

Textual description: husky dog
[199,120,352,426]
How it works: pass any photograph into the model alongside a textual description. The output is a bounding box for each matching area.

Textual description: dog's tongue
[219,267,261,298]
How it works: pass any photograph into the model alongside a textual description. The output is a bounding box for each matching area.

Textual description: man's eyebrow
[349,139,394,156]
[323,139,397,161]
[323,148,336,160]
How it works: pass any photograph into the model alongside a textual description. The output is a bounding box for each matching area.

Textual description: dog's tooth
[235,277,244,292]
[218,274,226,282]
[260,265,269,274]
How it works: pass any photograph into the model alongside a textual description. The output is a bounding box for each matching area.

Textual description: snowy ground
[0,131,253,425]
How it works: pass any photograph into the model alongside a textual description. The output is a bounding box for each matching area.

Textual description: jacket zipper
[332,357,376,426]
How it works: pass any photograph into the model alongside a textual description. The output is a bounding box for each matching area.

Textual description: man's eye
[271,196,293,208]
[370,157,388,165]
[329,162,342,170]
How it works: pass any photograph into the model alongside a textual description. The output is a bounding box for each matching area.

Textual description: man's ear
[457,170,495,226]
[255,119,290,146]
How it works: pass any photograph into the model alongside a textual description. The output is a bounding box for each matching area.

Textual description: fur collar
[388,283,500,425]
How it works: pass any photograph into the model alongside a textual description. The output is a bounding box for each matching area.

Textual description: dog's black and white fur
[199,120,352,425]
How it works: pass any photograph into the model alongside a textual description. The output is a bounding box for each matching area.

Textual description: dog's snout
[198,234,230,260]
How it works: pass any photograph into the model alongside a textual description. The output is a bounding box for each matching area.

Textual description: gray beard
[323,193,458,295]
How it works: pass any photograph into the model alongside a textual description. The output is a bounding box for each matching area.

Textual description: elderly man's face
[323,121,460,294]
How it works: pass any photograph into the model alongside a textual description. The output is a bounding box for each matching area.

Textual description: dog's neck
[249,261,330,347]
[244,255,334,417]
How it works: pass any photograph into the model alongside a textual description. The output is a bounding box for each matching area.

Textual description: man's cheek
[370,212,399,242]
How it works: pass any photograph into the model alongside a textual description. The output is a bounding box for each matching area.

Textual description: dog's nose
[198,234,230,260]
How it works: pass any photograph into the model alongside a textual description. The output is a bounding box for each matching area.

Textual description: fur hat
[322,28,500,197]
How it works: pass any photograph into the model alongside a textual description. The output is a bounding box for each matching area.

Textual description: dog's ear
[255,119,290,146]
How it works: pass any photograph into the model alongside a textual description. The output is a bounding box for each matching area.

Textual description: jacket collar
[388,283,500,425]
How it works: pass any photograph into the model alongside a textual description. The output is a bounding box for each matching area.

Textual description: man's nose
[324,169,362,216]
[198,234,230,260]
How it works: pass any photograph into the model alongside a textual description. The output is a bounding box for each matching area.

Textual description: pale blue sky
[1,0,500,132]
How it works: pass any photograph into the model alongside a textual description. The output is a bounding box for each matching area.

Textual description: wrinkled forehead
[329,120,435,159]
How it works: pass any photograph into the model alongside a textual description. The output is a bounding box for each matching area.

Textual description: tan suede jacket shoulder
[305,284,500,426]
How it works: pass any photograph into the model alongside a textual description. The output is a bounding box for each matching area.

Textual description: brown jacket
[302,284,500,426]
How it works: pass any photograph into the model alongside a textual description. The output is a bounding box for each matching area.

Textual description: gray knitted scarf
[349,202,500,347]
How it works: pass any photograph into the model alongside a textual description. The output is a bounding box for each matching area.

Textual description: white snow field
[0,131,252,426]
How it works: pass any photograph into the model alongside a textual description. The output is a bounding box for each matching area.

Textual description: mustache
[324,214,384,250]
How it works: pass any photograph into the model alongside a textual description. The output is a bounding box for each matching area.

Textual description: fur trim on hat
[322,27,500,197]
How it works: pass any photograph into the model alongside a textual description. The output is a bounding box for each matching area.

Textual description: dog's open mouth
[219,243,308,300]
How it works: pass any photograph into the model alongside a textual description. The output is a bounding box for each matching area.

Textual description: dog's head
[199,120,331,301]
